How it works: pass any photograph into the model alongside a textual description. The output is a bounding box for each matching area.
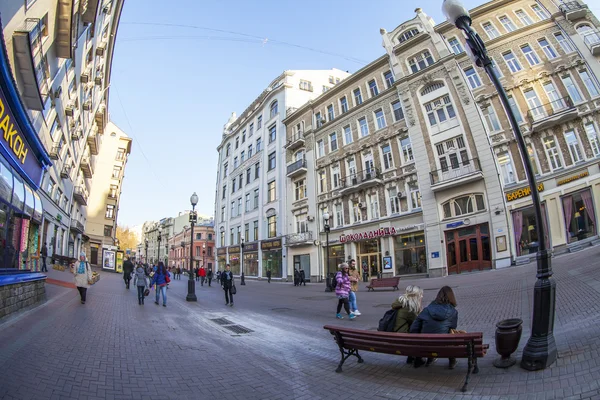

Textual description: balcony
[96,42,106,56]
[285,231,313,247]
[70,220,85,234]
[56,0,75,58]
[583,31,600,55]
[526,96,578,132]
[12,19,45,111]
[60,165,71,179]
[73,186,88,206]
[430,158,483,192]
[95,103,106,134]
[285,131,305,150]
[286,159,307,178]
[80,156,94,178]
[87,130,100,155]
[81,0,101,24]
[80,68,90,83]
[340,168,382,194]
[49,143,61,160]
[560,2,587,20]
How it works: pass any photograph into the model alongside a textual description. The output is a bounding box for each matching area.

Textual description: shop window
[563,189,596,243]
[394,233,427,275]
[442,194,486,219]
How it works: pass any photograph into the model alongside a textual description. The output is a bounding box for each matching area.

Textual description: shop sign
[431,252,440,259]
[557,171,589,186]
[217,247,227,255]
[243,242,258,252]
[229,245,240,253]
[340,227,398,243]
[446,221,464,229]
[505,183,545,202]
[261,238,282,250]
[0,88,43,185]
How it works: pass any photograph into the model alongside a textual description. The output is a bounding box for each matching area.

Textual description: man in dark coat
[41,244,48,272]
[293,268,299,286]
[299,269,306,286]
[123,257,135,289]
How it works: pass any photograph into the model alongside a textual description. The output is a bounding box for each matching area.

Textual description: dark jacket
[207,270,213,278]
[41,245,48,257]
[150,270,170,287]
[123,260,134,275]
[391,299,418,333]
[409,302,458,334]
[221,270,234,288]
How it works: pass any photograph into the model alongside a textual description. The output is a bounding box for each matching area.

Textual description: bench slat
[341,339,488,358]
[324,325,483,341]
[330,331,483,345]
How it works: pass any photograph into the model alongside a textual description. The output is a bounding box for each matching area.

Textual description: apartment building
[84,121,131,266]
[167,222,215,272]
[214,69,350,279]
[0,0,124,263]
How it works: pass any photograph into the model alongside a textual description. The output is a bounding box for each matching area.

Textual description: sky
[109,0,545,228]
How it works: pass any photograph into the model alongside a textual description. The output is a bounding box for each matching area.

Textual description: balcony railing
[287,159,307,177]
[583,31,600,55]
[341,168,382,189]
[430,158,481,185]
[80,156,94,178]
[73,186,88,206]
[285,231,313,246]
[70,220,85,234]
[49,143,61,160]
[560,1,587,20]
[526,96,577,131]
[60,165,71,179]
[286,131,305,150]
[87,131,100,155]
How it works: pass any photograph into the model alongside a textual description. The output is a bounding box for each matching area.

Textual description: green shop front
[261,238,282,279]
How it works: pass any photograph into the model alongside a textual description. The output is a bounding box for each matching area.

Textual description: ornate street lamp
[157,225,162,265]
[442,0,556,371]
[203,242,206,269]
[323,211,331,292]
[144,238,148,263]
[186,192,199,302]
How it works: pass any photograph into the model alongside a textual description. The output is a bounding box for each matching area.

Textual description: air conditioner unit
[397,191,405,199]
[307,216,315,222]
[357,202,364,209]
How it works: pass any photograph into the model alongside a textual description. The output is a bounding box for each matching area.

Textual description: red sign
[340,227,398,243]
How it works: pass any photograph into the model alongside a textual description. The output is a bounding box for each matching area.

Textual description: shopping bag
[231,284,237,295]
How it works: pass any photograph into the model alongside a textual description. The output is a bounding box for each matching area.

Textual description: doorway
[358,239,381,280]
[293,254,311,281]
[446,223,491,274]
[90,246,98,265]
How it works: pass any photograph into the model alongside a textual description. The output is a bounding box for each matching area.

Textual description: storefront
[445,223,492,275]
[217,247,227,272]
[324,244,345,276]
[512,204,549,256]
[228,245,240,275]
[261,238,282,278]
[242,242,258,276]
[562,188,596,244]
[393,232,427,275]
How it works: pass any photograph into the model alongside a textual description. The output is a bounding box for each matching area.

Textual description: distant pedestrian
[73,252,92,305]
[361,261,369,283]
[175,266,180,280]
[221,264,234,307]
[348,259,361,316]
[334,263,355,320]
[216,270,221,284]
[150,262,170,307]
[207,268,213,287]
[134,264,149,305]
[299,269,306,286]
[41,243,48,272]
[266,268,272,283]
[293,268,299,286]
[200,266,206,286]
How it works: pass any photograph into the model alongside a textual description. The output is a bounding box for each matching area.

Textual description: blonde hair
[396,285,424,315]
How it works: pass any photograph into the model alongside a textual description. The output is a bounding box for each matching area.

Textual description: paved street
[2,249,600,400]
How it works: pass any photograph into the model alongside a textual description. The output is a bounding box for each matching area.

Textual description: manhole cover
[300,296,334,301]
[211,317,234,326]
[224,325,253,334]
[271,307,293,312]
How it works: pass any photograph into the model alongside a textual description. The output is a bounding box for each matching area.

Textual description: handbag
[143,288,150,297]
[231,284,237,295]
[165,274,171,283]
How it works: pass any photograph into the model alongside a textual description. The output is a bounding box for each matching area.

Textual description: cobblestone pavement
[1,249,600,400]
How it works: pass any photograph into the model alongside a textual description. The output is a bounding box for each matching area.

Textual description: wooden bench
[366,276,400,291]
[323,325,489,392]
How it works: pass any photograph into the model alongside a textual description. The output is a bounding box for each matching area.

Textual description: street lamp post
[203,242,206,269]
[442,0,556,371]
[323,212,332,292]
[144,239,148,264]
[186,193,199,302]
[157,226,162,265]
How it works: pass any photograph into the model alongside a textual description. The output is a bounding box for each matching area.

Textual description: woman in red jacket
[199,266,207,286]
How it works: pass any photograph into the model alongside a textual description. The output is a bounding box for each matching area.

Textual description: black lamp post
[144,238,148,263]
[186,192,199,302]
[203,243,206,272]
[157,225,162,265]
[323,211,332,292]
[442,0,556,371]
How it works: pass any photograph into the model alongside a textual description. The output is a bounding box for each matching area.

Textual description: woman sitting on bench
[409,285,459,369]
[392,285,424,364]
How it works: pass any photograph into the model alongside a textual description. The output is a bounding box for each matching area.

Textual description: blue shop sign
[446,221,464,229]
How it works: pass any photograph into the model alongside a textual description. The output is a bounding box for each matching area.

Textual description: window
[482,106,502,132]
[538,38,557,59]
[116,148,125,161]
[521,44,540,66]
[299,80,312,91]
[384,71,394,89]
[499,15,516,32]
[105,204,115,219]
[327,105,335,121]
[233,157,239,169]
[230,229,234,245]
[222,185,227,199]
[253,188,259,208]
[353,88,363,105]
[223,163,228,177]
[257,115,262,129]
[424,95,456,126]
[249,123,254,137]
[254,162,260,179]
[515,10,533,26]
[442,194,486,219]
[497,152,516,184]
[322,85,330,93]
[267,180,276,202]
[448,37,464,54]
[220,231,225,246]
[503,51,522,73]
[295,216,308,234]
[315,112,323,128]
[368,80,379,97]
[268,125,276,143]
[335,203,344,227]
[554,32,574,53]
[483,22,500,39]
[237,197,242,215]
[464,67,482,89]
[340,97,348,113]
[294,179,306,201]
[400,137,413,163]
[329,76,334,84]
[382,144,393,169]
[543,137,563,170]
[562,75,583,103]
[525,89,544,120]
[358,118,369,137]
[352,201,362,223]
[109,185,118,198]
[232,179,237,193]
[389,188,401,214]
[269,101,278,119]
[343,126,353,145]
[317,140,325,158]
[267,215,277,238]
[253,220,258,240]
[508,95,523,123]
[221,206,225,221]
[398,28,420,43]
[436,136,468,173]
[237,226,242,244]
[375,109,386,130]
[235,137,239,149]
[564,130,583,163]
[527,144,540,176]
[392,101,404,122]
[410,189,421,209]
[240,151,246,162]
[491,58,503,79]
[268,152,276,170]
[246,168,251,184]
[104,225,112,237]
[531,3,549,20]
[331,165,341,188]
[368,193,380,219]
[579,70,599,98]
[408,51,434,73]
[329,132,338,152]
[241,130,246,144]
[248,144,253,158]
[256,138,262,152]
[112,166,121,179]
[585,123,600,157]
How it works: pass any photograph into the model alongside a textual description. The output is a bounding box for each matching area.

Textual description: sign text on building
[557,171,589,186]
[261,239,282,250]
[340,227,398,243]
[505,183,545,202]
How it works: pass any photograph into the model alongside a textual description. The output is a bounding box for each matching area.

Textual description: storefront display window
[262,249,282,278]
[229,252,240,275]
[324,244,345,275]
[243,252,258,276]
[217,255,226,271]
[562,189,596,243]
[512,204,549,256]
[394,233,427,275]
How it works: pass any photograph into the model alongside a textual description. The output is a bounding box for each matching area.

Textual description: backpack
[377,309,399,332]
[329,273,339,291]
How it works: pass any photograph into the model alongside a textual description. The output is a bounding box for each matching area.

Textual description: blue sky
[110,0,485,227]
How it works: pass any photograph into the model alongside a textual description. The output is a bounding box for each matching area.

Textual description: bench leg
[473,357,479,374]
[336,348,360,373]
[461,342,473,392]
[356,349,364,364]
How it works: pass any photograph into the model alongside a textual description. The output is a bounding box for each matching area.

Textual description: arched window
[421,82,445,96]
[442,194,486,219]
[294,149,305,162]
[397,28,420,44]
[577,24,600,46]
[270,101,278,119]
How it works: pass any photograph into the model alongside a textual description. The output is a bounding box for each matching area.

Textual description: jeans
[349,291,358,312]
[124,274,131,289]
[41,256,47,272]
[77,287,87,302]
[201,276,205,286]
[336,297,350,315]
[207,278,212,286]
[224,285,233,304]
[155,285,167,305]
[137,286,145,303]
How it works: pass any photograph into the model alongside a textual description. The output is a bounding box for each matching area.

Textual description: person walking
[150,262,170,307]
[266,268,272,283]
[207,268,213,287]
[216,270,221,284]
[199,266,207,286]
[134,264,149,305]
[123,256,134,289]
[348,259,361,316]
[334,263,355,320]
[299,268,306,286]
[293,268,299,286]
[361,261,369,283]
[221,264,234,307]
[73,252,92,305]
[40,243,48,272]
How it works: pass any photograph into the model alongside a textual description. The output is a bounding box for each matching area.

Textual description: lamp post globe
[442,0,470,26]
[190,192,199,207]
[186,193,198,302]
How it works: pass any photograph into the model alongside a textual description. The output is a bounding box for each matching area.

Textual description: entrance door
[90,246,98,265]
[359,253,380,280]
[446,223,492,274]
[294,254,311,281]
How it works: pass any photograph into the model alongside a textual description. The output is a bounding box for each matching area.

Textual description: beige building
[283,0,600,280]
[84,121,131,265]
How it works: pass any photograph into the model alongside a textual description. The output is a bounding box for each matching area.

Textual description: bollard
[240,272,246,285]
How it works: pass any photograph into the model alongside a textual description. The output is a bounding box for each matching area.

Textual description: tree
[116,226,138,252]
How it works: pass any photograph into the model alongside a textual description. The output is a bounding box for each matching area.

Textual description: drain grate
[211,317,234,326]
[223,324,254,334]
